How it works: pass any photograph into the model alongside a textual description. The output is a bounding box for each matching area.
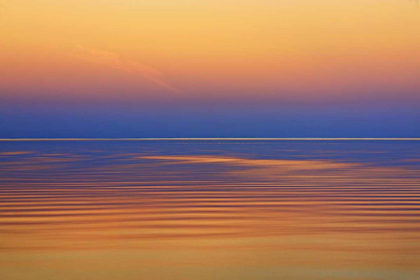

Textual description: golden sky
[0,0,419,104]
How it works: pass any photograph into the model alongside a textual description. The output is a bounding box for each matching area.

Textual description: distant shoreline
[0,138,419,141]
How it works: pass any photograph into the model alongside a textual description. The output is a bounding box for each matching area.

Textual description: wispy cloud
[75,46,181,93]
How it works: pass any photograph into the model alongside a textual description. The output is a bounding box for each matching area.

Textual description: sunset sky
[0,0,419,137]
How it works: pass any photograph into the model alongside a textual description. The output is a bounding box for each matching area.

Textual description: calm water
[0,140,420,280]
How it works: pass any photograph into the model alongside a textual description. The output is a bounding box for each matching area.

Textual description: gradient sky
[0,0,419,137]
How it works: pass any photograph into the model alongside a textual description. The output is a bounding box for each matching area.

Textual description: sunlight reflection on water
[0,141,419,280]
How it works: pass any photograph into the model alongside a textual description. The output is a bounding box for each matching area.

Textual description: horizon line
[1,138,420,141]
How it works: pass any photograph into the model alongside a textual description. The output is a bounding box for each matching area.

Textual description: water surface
[0,140,419,280]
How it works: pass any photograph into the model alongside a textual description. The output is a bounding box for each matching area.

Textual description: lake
[0,140,419,280]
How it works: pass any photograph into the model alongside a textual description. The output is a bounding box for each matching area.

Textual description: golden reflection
[0,148,419,279]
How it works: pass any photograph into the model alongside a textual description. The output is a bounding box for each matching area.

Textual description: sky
[0,0,419,138]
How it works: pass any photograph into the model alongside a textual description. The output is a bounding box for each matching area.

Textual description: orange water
[1,141,419,280]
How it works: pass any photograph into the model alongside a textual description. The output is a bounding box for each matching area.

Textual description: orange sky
[0,0,419,104]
